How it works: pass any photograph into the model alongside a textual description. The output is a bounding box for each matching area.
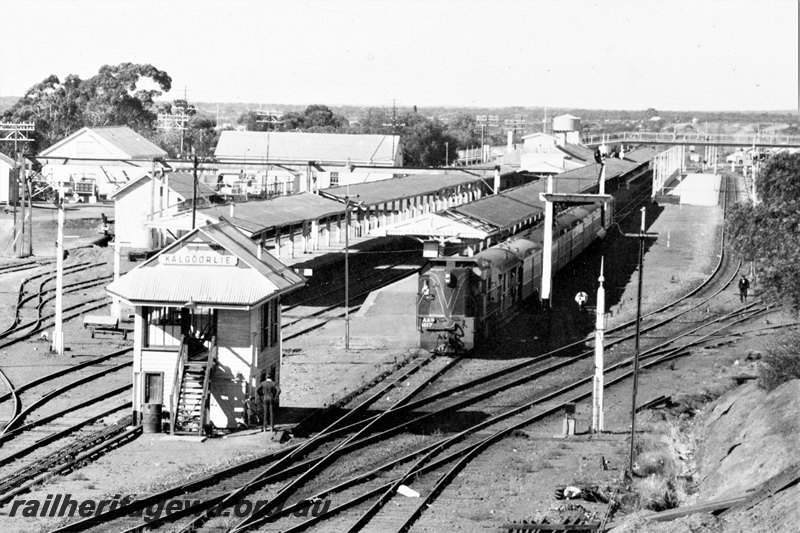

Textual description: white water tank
[552,114,581,132]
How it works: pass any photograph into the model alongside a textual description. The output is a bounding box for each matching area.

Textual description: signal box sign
[160,253,238,266]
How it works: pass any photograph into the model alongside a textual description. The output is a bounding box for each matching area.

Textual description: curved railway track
[43,173,778,533]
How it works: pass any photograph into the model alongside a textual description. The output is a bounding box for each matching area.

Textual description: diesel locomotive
[417,200,611,352]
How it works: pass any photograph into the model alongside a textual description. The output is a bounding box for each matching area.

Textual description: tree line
[0,63,504,166]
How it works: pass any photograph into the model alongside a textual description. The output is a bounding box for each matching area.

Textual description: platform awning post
[541,174,554,306]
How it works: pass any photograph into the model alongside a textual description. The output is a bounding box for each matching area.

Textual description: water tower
[552,114,581,146]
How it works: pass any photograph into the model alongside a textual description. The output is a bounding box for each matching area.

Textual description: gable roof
[0,151,14,166]
[39,126,167,160]
[215,131,400,165]
[109,171,217,200]
[106,219,304,307]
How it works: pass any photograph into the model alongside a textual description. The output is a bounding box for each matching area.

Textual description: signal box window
[330,171,339,187]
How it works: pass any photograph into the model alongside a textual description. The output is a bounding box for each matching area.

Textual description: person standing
[738,275,750,303]
[260,377,280,433]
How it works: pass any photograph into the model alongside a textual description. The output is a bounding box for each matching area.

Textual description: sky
[0,0,797,111]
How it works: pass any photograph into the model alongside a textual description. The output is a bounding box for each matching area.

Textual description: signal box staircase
[170,336,216,436]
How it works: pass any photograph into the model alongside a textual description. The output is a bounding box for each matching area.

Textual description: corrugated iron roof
[192,193,345,236]
[373,212,491,240]
[557,158,637,182]
[320,172,486,206]
[215,131,400,164]
[40,126,167,159]
[106,220,304,306]
[624,147,658,164]
[559,143,595,161]
[165,172,217,200]
[110,171,216,200]
[92,127,168,158]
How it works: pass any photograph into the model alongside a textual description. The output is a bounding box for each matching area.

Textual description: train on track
[417,200,612,353]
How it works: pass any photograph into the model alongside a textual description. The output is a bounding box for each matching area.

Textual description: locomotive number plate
[420,317,436,328]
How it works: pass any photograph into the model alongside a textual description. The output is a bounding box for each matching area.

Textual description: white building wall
[208,308,254,428]
[0,161,12,204]
[115,181,156,249]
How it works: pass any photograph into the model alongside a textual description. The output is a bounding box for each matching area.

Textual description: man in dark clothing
[260,378,280,432]
[738,275,750,303]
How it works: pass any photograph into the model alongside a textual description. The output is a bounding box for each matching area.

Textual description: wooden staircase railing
[169,336,188,435]
[170,336,217,435]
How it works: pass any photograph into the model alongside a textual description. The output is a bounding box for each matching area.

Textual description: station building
[37,126,168,201]
[213,131,403,194]
[105,220,305,434]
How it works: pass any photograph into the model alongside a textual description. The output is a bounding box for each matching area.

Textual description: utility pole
[192,153,199,230]
[52,190,65,355]
[623,207,658,474]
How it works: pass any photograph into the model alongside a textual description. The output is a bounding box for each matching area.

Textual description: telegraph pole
[192,152,199,230]
[624,207,658,474]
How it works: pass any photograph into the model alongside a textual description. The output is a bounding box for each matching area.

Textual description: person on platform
[575,291,588,312]
[738,275,750,303]
[260,377,281,433]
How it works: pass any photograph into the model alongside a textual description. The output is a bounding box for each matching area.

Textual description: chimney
[229,203,235,217]
[493,166,501,194]
[507,130,514,152]
[256,240,262,260]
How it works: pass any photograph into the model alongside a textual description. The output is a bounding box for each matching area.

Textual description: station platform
[669,173,721,206]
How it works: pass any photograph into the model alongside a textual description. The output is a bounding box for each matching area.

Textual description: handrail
[197,336,217,436]
[169,336,188,435]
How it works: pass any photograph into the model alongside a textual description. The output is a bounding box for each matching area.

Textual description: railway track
[45,171,773,532]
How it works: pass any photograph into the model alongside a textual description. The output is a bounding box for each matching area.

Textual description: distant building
[37,126,168,201]
[0,151,15,205]
[213,131,403,193]
[110,171,221,249]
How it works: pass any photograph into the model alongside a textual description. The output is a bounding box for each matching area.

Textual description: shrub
[758,330,800,391]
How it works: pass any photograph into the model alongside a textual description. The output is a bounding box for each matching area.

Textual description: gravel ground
[0,177,780,532]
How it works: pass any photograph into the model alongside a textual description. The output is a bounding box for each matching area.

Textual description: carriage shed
[105,219,305,433]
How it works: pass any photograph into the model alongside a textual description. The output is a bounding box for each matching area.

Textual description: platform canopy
[370,212,494,240]
[107,220,305,309]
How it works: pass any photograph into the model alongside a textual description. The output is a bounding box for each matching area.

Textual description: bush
[758,330,800,391]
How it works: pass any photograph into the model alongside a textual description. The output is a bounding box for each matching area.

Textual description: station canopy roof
[107,220,305,308]
[371,212,494,240]
[145,192,345,237]
[624,147,659,164]
[319,172,487,207]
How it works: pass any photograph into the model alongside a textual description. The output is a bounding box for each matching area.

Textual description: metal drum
[141,403,162,433]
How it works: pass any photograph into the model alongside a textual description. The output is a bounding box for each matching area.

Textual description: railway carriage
[417,200,611,352]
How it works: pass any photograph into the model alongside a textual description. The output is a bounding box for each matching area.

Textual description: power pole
[623,207,658,474]
[192,153,198,230]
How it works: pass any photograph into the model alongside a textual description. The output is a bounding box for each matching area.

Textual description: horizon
[0,0,797,112]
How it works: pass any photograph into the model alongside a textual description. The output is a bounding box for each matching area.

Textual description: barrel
[141,403,162,433]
